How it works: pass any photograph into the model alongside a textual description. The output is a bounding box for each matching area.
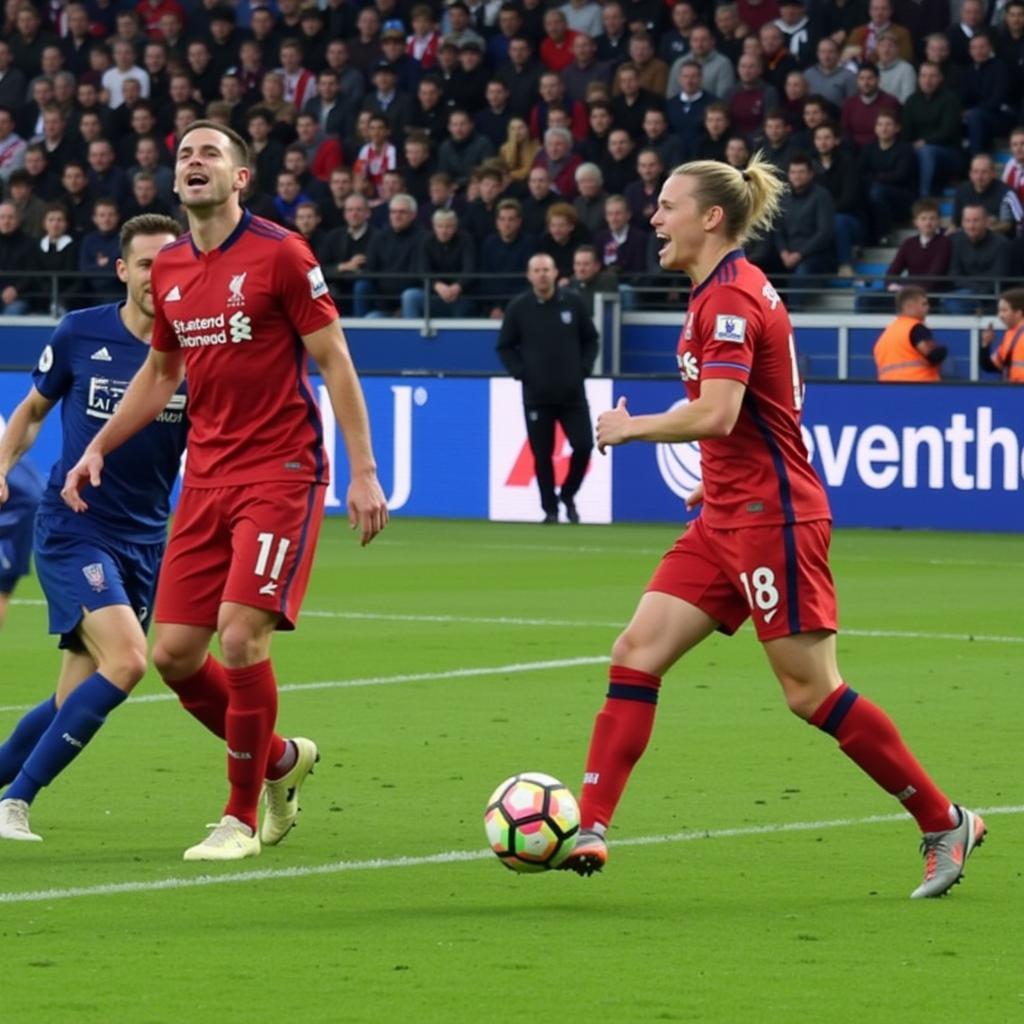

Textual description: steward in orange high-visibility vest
[873,286,947,381]
[981,287,1024,382]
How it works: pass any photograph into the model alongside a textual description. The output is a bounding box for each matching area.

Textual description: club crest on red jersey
[227,273,247,308]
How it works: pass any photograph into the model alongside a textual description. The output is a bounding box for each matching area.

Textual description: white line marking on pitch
[0,656,610,715]
[1,804,1019,906]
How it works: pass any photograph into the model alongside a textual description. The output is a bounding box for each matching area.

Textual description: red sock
[222,660,280,832]
[810,683,954,833]
[164,654,287,774]
[577,666,661,831]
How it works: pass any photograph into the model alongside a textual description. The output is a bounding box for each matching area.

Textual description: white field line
[0,656,610,715]
[1,803,1020,906]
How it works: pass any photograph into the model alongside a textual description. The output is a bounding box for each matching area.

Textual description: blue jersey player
[0,214,187,841]
[0,460,44,631]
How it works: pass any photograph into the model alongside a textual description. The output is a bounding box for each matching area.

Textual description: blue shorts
[34,514,164,651]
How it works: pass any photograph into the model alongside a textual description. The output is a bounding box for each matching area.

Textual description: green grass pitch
[0,519,1021,1024]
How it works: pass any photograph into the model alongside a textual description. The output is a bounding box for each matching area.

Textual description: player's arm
[0,387,55,505]
[62,347,185,512]
[302,320,388,546]
[596,379,745,453]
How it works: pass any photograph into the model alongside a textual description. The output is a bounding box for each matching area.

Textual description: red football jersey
[151,212,338,488]
[678,250,831,528]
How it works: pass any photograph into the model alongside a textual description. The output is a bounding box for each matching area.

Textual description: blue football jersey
[32,303,188,544]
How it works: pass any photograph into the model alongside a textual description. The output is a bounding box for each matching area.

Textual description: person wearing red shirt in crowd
[407,4,440,70]
[723,53,780,138]
[354,114,397,197]
[841,62,900,149]
[561,154,986,903]
[530,71,588,142]
[539,9,579,72]
[295,113,343,182]
[277,38,317,113]
[63,121,388,862]
[532,126,583,199]
[135,0,185,40]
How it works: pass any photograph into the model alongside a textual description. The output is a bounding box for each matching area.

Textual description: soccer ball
[484,772,580,873]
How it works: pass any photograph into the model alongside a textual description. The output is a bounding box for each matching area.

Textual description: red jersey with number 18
[151,211,338,488]
[679,250,831,528]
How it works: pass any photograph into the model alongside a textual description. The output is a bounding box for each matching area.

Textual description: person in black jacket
[812,122,864,275]
[496,252,598,524]
[0,201,33,314]
[401,209,476,317]
[354,193,423,316]
[27,202,80,313]
[318,193,376,313]
[860,109,916,242]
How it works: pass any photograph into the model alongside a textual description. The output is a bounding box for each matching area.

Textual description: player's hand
[61,451,104,512]
[685,482,704,511]
[596,396,631,454]
[347,472,389,546]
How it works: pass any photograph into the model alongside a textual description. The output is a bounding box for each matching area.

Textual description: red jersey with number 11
[151,211,339,488]
[678,250,831,528]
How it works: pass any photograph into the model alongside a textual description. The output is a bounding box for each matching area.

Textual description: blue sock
[4,674,126,805]
[0,696,58,786]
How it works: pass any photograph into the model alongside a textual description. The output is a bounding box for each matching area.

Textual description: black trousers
[524,401,594,516]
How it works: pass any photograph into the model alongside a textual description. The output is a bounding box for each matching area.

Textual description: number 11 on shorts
[254,531,291,596]
[739,566,780,624]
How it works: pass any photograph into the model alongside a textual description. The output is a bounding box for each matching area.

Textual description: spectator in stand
[102,40,150,109]
[86,139,128,206]
[759,23,799,95]
[401,134,435,206]
[320,167,356,232]
[962,32,1015,158]
[903,62,963,198]
[640,107,684,169]
[600,128,640,193]
[22,144,59,202]
[354,114,398,198]
[563,34,611,106]
[408,4,442,71]
[873,286,947,382]
[463,165,506,238]
[996,1,1024,107]
[443,3,486,52]
[1001,125,1024,206]
[303,71,348,141]
[841,63,901,150]
[876,32,917,104]
[540,9,579,73]
[952,154,1022,236]
[378,28,422,97]
[738,0,781,34]
[294,113,343,182]
[477,80,514,149]
[773,0,814,65]
[775,155,837,306]
[6,168,44,238]
[362,63,414,134]
[816,0,867,54]
[883,199,951,292]
[860,110,916,243]
[531,70,588,142]
[979,288,1024,381]
[271,170,310,228]
[407,76,448,148]
[207,7,244,79]
[59,161,94,237]
[689,102,731,161]
[319,193,376,312]
[416,172,465,231]
[595,2,631,67]
[324,40,366,110]
[27,201,77,312]
[562,0,604,38]
[610,62,663,140]
[0,201,31,314]
[533,127,583,199]
[10,5,57,80]
[438,108,495,189]
[448,40,490,113]
[122,170,171,220]
[724,135,752,171]
[594,193,647,281]
[581,101,613,163]
[282,146,330,206]
[759,109,797,172]
[713,4,747,66]
[624,147,664,228]
[35,105,80,178]
[258,70,297,127]
[496,36,543,119]
[658,1,696,65]
[522,165,559,236]
[845,0,913,65]
[944,203,1012,315]
[670,24,734,100]
[401,207,477,318]
[947,0,986,69]
[666,61,714,154]
[813,121,865,275]
[480,198,536,317]
[783,74,815,131]
[573,162,609,235]
[247,108,285,198]
[186,39,220,105]
[0,41,26,112]
[621,32,669,96]
[921,33,959,89]
[349,6,384,78]
[500,117,541,183]
[538,201,590,281]
[78,198,121,299]
[568,242,619,315]
[724,53,781,139]
[356,193,423,317]
[0,105,25,185]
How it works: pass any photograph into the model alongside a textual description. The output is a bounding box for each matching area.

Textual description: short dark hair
[120,213,181,257]
[574,243,600,261]
[787,153,814,171]
[911,198,939,217]
[896,285,927,311]
[7,169,32,188]
[1000,286,1024,311]
[496,197,523,217]
[178,118,250,167]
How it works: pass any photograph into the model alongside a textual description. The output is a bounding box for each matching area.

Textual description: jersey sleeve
[274,233,339,337]
[150,259,179,353]
[30,315,75,400]
[696,285,761,385]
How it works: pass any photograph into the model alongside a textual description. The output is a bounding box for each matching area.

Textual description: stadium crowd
[2,0,1024,316]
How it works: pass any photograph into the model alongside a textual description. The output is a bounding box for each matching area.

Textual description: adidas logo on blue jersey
[90,347,112,361]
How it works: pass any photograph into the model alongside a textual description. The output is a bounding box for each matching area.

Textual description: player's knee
[153,638,203,681]
[218,621,264,667]
[101,644,148,689]
[779,679,820,720]
[610,627,643,667]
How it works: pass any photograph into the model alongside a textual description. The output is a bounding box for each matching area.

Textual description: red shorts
[646,516,837,641]
[155,482,326,631]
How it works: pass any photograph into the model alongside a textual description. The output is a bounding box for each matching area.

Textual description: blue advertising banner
[3,372,1020,531]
